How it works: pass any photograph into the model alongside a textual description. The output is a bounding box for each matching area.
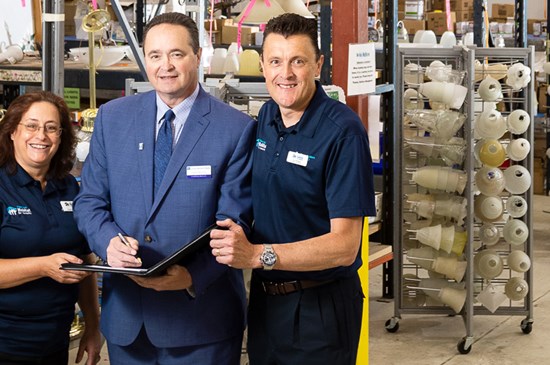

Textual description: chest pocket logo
[7,205,32,216]
[256,138,267,151]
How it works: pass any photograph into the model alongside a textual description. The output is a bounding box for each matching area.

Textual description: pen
[118,233,142,264]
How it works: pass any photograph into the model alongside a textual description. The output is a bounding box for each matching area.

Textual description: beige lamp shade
[277,0,315,18]
[235,0,286,24]
[238,49,263,76]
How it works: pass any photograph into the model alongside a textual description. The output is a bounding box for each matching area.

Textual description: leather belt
[261,279,335,296]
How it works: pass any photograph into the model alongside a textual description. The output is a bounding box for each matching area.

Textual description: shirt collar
[268,81,328,138]
[12,164,65,192]
[155,84,200,124]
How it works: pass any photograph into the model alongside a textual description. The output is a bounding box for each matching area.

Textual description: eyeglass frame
[18,122,63,136]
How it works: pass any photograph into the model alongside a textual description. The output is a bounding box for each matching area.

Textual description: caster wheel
[385,319,399,333]
[521,319,533,334]
[457,338,472,354]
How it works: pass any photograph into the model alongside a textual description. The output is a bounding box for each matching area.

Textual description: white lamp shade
[507,109,530,135]
[506,63,531,90]
[414,225,442,251]
[477,284,507,313]
[505,277,529,301]
[474,194,504,222]
[503,219,529,246]
[475,166,506,196]
[210,48,228,74]
[222,52,240,74]
[479,223,500,246]
[478,76,502,102]
[418,81,467,110]
[507,138,531,162]
[503,165,531,194]
[507,250,531,273]
[0,45,24,64]
[439,31,457,47]
[277,0,314,18]
[506,195,528,218]
[235,0,286,24]
[475,109,507,139]
[474,249,503,280]
[438,287,467,313]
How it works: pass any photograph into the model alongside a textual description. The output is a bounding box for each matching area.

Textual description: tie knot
[164,109,175,123]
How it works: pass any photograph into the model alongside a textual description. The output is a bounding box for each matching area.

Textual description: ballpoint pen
[117,232,142,264]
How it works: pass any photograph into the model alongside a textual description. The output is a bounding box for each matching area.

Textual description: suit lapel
[135,92,157,213]
[148,87,212,221]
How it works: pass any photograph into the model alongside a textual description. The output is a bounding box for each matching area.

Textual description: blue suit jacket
[74,86,255,347]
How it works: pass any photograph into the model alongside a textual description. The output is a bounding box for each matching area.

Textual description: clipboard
[61,224,217,276]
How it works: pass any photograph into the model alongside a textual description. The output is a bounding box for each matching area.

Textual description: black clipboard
[61,224,217,276]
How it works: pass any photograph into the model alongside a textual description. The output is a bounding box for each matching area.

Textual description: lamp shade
[235,0,286,24]
[277,0,314,18]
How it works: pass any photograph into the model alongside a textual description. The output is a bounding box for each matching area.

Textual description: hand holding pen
[117,232,141,264]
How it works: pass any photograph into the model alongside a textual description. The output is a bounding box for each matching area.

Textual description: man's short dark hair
[261,13,320,61]
[143,12,200,54]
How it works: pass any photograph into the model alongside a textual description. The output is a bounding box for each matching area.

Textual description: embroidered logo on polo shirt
[256,138,267,151]
[7,205,32,216]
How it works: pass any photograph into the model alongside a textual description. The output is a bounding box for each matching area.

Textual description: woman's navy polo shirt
[252,81,376,282]
[0,165,89,357]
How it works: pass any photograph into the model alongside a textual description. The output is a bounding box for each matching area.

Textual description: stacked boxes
[425,11,456,35]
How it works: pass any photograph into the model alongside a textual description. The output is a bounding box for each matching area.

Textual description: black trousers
[247,273,364,365]
[0,348,68,365]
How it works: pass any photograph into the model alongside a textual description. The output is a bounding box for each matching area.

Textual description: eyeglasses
[19,123,63,136]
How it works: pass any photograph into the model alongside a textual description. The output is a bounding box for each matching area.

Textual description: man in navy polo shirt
[210,13,375,365]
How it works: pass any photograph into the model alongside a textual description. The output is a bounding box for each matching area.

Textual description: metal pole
[110,0,147,80]
[42,0,65,96]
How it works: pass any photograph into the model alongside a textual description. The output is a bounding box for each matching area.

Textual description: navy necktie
[154,109,175,194]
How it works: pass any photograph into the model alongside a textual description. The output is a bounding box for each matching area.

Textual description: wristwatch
[260,244,277,270]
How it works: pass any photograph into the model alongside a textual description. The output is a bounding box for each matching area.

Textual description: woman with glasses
[0,91,101,365]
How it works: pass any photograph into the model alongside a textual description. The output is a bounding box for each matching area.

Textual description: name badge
[186,165,212,178]
[286,151,309,167]
[60,201,73,212]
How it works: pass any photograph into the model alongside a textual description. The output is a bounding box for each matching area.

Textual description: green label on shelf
[64,88,80,109]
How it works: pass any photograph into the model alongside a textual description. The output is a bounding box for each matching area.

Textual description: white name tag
[60,201,73,212]
[286,151,309,167]
[186,165,212,178]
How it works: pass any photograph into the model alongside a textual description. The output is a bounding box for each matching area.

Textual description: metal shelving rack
[385,45,535,354]
[470,47,535,329]
[386,46,475,352]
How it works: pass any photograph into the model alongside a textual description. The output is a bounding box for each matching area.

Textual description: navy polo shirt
[252,81,376,282]
[0,165,90,357]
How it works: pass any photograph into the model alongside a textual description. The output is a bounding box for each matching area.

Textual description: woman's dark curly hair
[0,91,76,179]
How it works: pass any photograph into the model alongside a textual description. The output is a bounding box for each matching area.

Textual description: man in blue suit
[74,12,255,365]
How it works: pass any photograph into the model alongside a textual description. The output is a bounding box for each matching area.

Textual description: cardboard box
[402,19,426,34]
[433,0,472,11]
[222,24,259,46]
[426,11,456,35]
[204,19,233,44]
[455,10,473,22]
[405,0,425,20]
[492,4,514,19]
[65,1,77,36]
[453,0,473,11]
[538,83,548,114]
[528,19,545,35]
[533,157,546,195]
[398,0,406,11]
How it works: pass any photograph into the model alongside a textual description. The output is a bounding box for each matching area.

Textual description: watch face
[262,251,277,266]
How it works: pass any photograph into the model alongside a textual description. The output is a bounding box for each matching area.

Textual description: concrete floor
[368,194,550,365]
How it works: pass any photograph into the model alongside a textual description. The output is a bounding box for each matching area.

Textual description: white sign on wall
[347,43,376,96]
